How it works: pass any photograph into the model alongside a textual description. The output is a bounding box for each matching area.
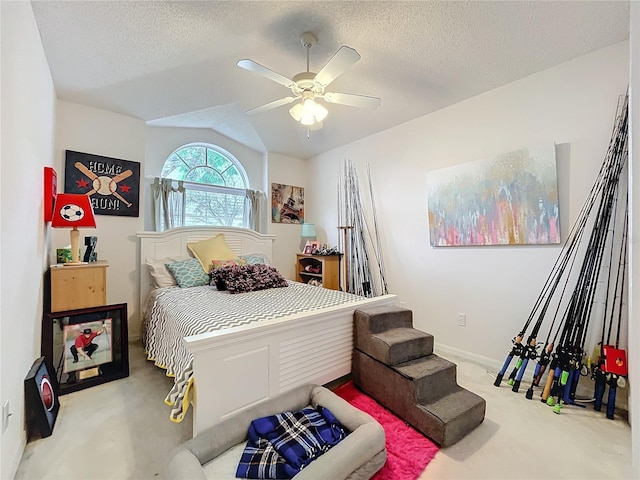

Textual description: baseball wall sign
[64,150,140,217]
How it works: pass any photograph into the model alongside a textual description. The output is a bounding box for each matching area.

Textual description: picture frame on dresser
[41,303,129,395]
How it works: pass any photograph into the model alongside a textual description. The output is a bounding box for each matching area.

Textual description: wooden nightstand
[295,254,341,291]
[50,261,108,312]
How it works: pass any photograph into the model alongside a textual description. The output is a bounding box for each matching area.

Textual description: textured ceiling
[30,1,629,160]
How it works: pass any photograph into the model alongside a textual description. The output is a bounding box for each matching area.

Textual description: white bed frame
[137,226,397,436]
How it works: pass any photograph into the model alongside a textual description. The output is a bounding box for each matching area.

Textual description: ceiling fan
[237,32,381,130]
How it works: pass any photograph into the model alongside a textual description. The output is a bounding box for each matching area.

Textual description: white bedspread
[143,281,363,422]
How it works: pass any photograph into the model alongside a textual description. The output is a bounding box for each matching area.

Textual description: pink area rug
[334,382,439,480]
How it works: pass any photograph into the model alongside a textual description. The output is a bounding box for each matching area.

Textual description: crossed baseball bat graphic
[75,162,133,207]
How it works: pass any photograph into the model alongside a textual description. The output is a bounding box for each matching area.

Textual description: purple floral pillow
[211,264,288,294]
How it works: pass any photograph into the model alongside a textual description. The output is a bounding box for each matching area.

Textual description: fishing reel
[606,374,626,388]
[527,341,543,360]
[556,345,573,372]
[508,335,524,357]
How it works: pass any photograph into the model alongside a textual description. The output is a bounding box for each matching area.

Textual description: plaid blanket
[236,406,347,479]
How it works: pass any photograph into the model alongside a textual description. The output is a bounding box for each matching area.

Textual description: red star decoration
[76,178,90,189]
[119,184,131,193]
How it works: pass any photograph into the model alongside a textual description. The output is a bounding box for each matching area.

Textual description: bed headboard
[137,226,276,311]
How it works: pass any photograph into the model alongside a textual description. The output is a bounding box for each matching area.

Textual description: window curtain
[245,189,266,232]
[151,178,185,231]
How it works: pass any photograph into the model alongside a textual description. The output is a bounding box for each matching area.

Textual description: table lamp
[301,223,316,240]
[301,223,317,253]
[51,193,96,265]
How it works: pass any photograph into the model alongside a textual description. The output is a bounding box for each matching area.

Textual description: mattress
[143,281,363,422]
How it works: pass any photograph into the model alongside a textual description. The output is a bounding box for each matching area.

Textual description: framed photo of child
[41,303,128,395]
[62,319,113,374]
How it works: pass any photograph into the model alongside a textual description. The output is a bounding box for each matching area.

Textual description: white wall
[54,101,146,338]
[0,2,57,478]
[266,153,309,280]
[308,41,630,366]
[628,4,639,477]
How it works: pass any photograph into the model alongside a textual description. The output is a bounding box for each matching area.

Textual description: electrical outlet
[2,401,10,432]
[457,313,466,327]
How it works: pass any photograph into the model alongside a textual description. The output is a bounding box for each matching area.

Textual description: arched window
[160,143,249,227]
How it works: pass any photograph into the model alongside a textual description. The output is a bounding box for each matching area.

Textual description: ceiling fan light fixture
[290,96,328,126]
[289,103,304,122]
[301,113,315,126]
[313,102,328,122]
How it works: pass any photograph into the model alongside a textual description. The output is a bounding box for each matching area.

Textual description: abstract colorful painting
[427,145,560,246]
[271,183,304,223]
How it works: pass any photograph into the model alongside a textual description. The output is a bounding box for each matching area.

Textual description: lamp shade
[51,193,96,228]
[51,193,96,265]
[301,223,317,238]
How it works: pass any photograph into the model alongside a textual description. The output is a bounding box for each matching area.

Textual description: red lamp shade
[51,193,96,228]
[51,193,96,265]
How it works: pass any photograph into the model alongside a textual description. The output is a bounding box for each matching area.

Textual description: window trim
[163,142,249,189]
[181,179,246,197]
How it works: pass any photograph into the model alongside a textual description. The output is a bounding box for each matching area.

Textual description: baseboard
[434,342,503,372]
[435,342,543,378]
[6,434,26,480]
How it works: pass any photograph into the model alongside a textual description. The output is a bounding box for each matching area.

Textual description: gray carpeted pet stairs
[352,305,486,447]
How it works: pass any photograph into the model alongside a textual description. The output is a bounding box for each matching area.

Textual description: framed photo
[304,244,313,255]
[41,303,129,395]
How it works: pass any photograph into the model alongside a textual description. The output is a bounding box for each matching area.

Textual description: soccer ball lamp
[51,193,96,265]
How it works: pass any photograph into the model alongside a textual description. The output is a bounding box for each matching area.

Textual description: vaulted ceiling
[31,1,629,159]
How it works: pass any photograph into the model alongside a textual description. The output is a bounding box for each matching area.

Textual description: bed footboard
[184,293,397,436]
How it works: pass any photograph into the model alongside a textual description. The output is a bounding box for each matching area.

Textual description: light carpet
[334,381,439,480]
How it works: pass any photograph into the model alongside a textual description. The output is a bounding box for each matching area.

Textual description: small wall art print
[427,145,560,247]
[271,183,304,223]
[64,150,140,217]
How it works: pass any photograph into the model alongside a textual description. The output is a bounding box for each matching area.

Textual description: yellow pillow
[187,234,238,272]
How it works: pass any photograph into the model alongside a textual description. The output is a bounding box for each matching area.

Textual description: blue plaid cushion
[236,406,347,479]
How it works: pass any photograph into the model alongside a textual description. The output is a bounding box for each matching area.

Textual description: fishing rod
[528,213,593,401]
[553,172,622,411]
[549,96,628,414]
[495,143,612,389]
[367,163,389,295]
[605,217,628,420]
[527,187,606,399]
[494,120,624,390]
[342,159,376,297]
[593,201,628,418]
[529,95,628,405]
[518,211,596,396]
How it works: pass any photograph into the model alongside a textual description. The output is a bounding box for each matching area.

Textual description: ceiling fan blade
[237,59,295,88]
[323,92,381,109]
[314,46,361,87]
[245,97,297,116]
